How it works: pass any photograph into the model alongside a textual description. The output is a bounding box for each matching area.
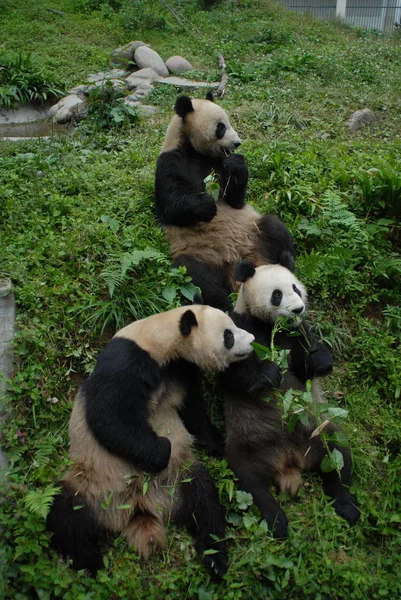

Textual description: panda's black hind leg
[173,255,232,312]
[226,450,289,539]
[46,482,106,575]
[306,433,360,523]
[174,462,228,578]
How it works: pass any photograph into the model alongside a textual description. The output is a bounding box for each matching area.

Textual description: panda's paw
[198,199,217,222]
[203,549,228,579]
[308,342,333,377]
[222,154,249,183]
[262,361,282,390]
[270,510,289,539]
[249,361,281,393]
[333,496,360,524]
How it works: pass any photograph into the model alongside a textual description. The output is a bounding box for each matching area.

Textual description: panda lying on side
[218,260,360,538]
[46,306,254,577]
[155,92,295,311]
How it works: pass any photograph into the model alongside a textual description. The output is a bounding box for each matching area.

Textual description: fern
[33,435,61,469]
[101,248,164,297]
[320,191,366,237]
[24,486,61,520]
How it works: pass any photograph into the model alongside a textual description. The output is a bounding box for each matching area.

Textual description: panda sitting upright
[218,258,360,538]
[46,305,254,577]
[155,92,294,311]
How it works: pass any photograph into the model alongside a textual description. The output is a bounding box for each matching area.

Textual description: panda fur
[218,260,360,538]
[155,92,295,311]
[46,305,254,577]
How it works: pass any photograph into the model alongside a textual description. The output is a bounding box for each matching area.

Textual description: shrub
[85,80,140,129]
[0,51,64,108]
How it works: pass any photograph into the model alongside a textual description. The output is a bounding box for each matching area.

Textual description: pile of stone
[48,41,218,125]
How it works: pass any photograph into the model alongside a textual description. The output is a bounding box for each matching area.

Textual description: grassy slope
[1,1,401,599]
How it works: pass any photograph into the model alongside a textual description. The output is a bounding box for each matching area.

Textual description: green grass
[1,1,401,598]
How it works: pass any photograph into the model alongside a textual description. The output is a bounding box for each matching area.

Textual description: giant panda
[218,259,360,538]
[155,92,294,311]
[46,305,254,577]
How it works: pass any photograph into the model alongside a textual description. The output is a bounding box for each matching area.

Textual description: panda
[218,259,360,538]
[155,92,294,311]
[46,305,255,577]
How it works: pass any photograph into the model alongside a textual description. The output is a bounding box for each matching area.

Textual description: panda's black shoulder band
[279,250,295,273]
[235,260,256,282]
[175,95,194,118]
[180,309,198,336]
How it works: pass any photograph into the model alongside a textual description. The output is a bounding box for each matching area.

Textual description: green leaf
[243,513,258,529]
[162,285,177,303]
[203,548,219,555]
[227,511,243,526]
[326,407,349,420]
[236,490,253,510]
[180,282,197,301]
[73,505,85,511]
[143,480,149,496]
[321,449,344,473]
[252,342,271,360]
[117,504,132,510]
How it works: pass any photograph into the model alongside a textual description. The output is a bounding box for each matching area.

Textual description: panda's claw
[203,551,228,579]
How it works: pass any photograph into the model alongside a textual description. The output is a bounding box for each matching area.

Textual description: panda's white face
[180,305,255,371]
[236,264,307,323]
[184,99,241,157]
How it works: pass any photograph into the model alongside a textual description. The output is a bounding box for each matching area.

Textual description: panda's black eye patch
[271,289,283,307]
[224,329,235,349]
[292,284,302,298]
[216,122,226,139]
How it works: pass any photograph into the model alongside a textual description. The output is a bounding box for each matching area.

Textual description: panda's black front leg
[220,154,249,209]
[174,462,228,578]
[219,354,281,395]
[290,320,334,382]
[179,366,225,457]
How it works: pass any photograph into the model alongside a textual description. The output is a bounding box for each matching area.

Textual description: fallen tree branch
[216,52,228,98]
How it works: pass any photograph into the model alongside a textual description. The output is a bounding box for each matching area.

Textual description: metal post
[0,279,15,472]
[383,0,398,33]
[336,0,347,18]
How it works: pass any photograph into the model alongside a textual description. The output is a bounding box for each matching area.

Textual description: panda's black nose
[292,306,304,315]
[234,141,241,148]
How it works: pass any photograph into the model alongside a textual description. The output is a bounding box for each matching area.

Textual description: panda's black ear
[205,91,214,102]
[235,260,256,283]
[180,310,198,336]
[279,250,295,273]
[175,95,194,119]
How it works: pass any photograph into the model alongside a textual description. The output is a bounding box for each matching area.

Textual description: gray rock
[94,78,127,90]
[87,69,129,83]
[134,46,169,77]
[67,84,88,98]
[125,68,159,88]
[0,103,47,125]
[110,41,148,68]
[48,94,83,119]
[137,104,160,116]
[156,76,219,89]
[50,94,84,124]
[165,56,194,74]
[129,81,153,100]
[345,108,374,131]
[126,76,154,92]
[123,99,160,116]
